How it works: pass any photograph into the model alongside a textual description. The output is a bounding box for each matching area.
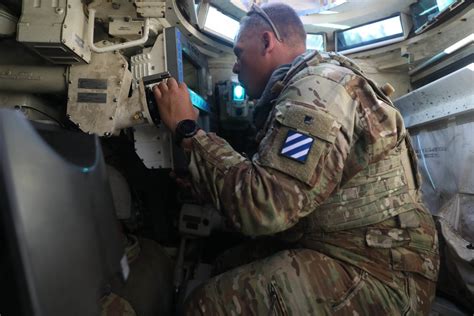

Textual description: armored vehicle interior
[0,0,472,314]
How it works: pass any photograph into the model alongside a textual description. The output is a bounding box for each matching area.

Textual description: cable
[416,134,437,191]
[17,106,65,128]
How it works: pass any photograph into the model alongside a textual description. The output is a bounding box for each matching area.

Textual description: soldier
[153,3,439,315]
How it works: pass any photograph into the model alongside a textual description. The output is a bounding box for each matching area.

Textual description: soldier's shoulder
[290,58,356,86]
[285,57,379,106]
[277,63,358,111]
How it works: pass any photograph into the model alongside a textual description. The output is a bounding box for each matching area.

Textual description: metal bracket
[87,8,151,53]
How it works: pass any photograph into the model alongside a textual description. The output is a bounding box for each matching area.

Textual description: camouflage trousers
[184,248,436,315]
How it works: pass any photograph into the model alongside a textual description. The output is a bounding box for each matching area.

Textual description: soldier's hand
[152,78,199,133]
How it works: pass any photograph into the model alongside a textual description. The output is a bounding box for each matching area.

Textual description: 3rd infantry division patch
[280,130,314,163]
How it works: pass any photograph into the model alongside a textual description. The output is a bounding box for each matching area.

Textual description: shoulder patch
[258,101,340,186]
[280,130,314,163]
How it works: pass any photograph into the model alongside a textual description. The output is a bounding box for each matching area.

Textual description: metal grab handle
[87,8,151,53]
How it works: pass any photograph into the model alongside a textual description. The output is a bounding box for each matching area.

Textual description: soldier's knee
[183,283,217,316]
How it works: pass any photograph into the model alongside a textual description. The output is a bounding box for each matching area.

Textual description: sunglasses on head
[247,4,283,42]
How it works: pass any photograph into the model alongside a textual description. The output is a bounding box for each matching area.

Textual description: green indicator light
[233,84,245,102]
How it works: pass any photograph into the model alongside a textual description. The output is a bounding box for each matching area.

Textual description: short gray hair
[240,3,306,47]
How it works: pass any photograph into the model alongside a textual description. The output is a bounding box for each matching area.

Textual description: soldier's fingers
[152,85,162,99]
[158,81,168,92]
[178,81,188,90]
[167,77,179,90]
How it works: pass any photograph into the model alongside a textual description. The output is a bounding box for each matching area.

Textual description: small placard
[78,78,107,90]
[77,92,107,103]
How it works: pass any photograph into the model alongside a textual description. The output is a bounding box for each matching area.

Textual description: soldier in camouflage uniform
[153,3,439,315]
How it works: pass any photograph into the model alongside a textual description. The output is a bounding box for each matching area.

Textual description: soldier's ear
[262,31,275,54]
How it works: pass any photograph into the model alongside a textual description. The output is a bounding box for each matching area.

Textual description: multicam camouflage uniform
[185,51,439,315]
[100,292,137,316]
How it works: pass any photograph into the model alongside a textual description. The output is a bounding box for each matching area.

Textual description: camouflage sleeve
[188,70,395,236]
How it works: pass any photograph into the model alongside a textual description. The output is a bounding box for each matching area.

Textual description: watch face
[179,119,198,137]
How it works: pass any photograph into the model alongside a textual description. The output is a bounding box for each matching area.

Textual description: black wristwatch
[175,119,200,145]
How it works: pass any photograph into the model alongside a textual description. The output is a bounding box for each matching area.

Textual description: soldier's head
[233,3,306,99]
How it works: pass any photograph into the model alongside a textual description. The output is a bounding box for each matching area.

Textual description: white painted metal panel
[395,64,474,128]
